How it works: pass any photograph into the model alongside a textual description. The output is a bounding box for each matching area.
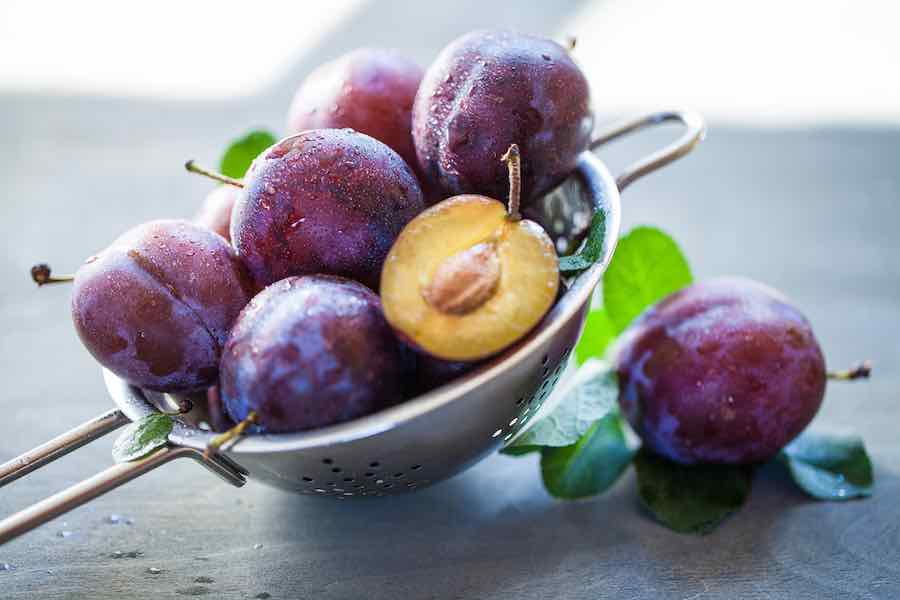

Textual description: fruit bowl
[0,110,704,542]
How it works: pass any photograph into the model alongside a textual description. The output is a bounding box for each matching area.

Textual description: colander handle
[0,410,246,545]
[590,110,707,192]
[0,408,129,487]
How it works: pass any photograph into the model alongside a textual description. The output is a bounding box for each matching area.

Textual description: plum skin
[614,277,827,465]
[413,29,593,204]
[194,185,240,241]
[220,275,404,433]
[286,48,424,184]
[71,220,255,392]
[232,129,425,290]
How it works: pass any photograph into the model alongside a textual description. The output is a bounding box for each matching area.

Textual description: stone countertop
[1,2,898,598]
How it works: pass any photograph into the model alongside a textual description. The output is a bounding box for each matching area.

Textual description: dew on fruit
[615,277,826,465]
[413,30,592,203]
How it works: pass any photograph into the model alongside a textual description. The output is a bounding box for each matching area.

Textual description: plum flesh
[413,30,593,204]
[232,129,425,290]
[220,275,404,433]
[614,277,827,465]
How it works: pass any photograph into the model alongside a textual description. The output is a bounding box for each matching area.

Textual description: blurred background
[1,1,898,598]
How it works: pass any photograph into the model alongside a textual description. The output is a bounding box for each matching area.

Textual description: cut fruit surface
[381,194,559,361]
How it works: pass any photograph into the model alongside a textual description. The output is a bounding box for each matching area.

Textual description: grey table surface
[1,2,899,599]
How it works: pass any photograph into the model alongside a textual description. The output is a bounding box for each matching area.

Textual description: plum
[286,48,424,184]
[220,275,404,433]
[413,352,476,395]
[413,29,593,204]
[614,277,827,465]
[71,220,255,392]
[380,145,559,361]
[194,185,240,241]
[232,129,425,290]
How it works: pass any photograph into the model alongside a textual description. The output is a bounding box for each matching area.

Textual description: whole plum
[286,48,424,182]
[413,30,593,204]
[194,185,240,241]
[232,129,425,290]
[411,351,477,396]
[614,277,827,465]
[71,220,255,392]
[220,275,404,433]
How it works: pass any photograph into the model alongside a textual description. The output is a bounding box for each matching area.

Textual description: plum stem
[31,263,74,286]
[184,160,244,188]
[565,35,577,51]
[827,360,872,381]
[203,410,258,458]
[500,144,522,221]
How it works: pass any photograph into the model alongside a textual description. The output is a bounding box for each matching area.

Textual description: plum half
[413,29,593,204]
[381,145,559,361]
[614,277,827,465]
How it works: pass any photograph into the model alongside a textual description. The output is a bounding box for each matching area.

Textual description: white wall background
[1,0,897,126]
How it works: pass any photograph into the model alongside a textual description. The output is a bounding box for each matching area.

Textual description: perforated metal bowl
[0,110,705,544]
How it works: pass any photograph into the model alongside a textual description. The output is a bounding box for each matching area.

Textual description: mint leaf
[220,130,277,179]
[575,308,616,364]
[112,414,173,463]
[501,359,618,455]
[559,210,606,273]
[781,430,874,501]
[634,448,753,534]
[602,226,692,333]
[540,413,633,499]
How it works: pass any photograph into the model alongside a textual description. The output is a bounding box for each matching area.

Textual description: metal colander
[0,110,705,544]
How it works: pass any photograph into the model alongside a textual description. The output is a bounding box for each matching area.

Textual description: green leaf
[501,359,618,455]
[112,414,173,463]
[220,130,277,179]
[781,430,874,501]
[540,413,633,499]
[575,308,617,364]
[633,448,753,534]
[559,210,606,273]
[602,226,692,333]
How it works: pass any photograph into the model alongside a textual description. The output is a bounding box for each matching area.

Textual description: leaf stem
[203,411,257,458]
[31,263,74,286]
[184,160,244,188]
[827,360,872,381]
[500,144,522,221]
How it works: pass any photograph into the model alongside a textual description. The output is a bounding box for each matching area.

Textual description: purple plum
[614,277,827,465]
[286,48,425,186]
[71,220,255,392]
[413,30,593,204]
[231,129,425,290]
[220,275,404,433]
[194,185,240,242]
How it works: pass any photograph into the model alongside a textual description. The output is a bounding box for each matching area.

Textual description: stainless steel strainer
[0,110,705,544]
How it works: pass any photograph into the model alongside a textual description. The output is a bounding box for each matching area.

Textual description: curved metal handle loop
[0,411,246,545]
[590,110,706,192]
